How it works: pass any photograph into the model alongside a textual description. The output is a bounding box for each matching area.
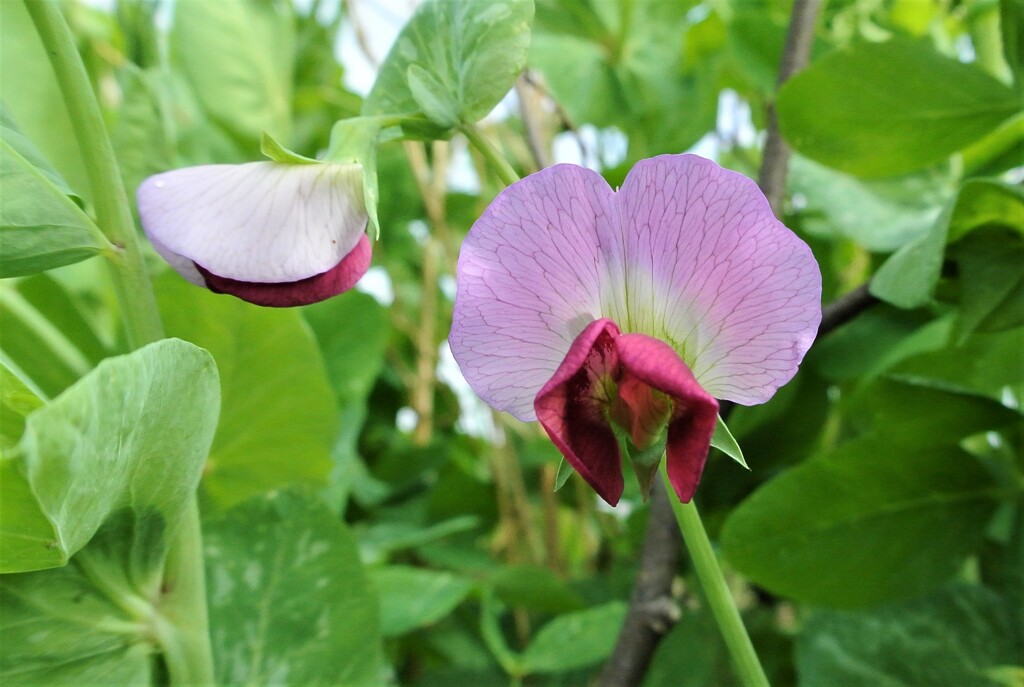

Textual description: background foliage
[0,0,1021,685]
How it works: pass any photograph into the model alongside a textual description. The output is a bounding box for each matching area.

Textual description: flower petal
[138,161,367,284]
[615,155,822,404]
[534,318,625,506]
[614,333,718,502]
[450,164,614,421]
[196,234,372,307]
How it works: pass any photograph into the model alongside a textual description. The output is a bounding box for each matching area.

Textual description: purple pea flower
[449,154,822,505]
[138,161,370,307]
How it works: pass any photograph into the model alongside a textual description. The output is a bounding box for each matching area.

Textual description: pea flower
[449,155,821,505]
[138,161,370,307]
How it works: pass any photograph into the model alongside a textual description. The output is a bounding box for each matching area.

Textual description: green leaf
[170,0,294,145]
[0,1,89,198]
[1001,0,1024,82]
[486,564,585,613]
[363,0,535,126]
[532,2,718,160]
[796,585,1019,687]
[372,565,476,637]
[842,379,1021,447]
[721,437,1002,608]
[777,40,1020,177]
[519,601,627,674]
[872,180,1024,309]
[156,274,336,510]
[1,511,174,686]
[788,155,950,252]
[109,66,173,201]
[0,363,42,450]
[0,138,105,278]
[711,414,747,469]
[0,339,219,574]
[204,491,383,686]
[951,228,1024,340]
[891,326,1024,402]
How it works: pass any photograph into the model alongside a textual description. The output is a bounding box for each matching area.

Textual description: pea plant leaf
[777,39,1020,177]
[204,490,384,687]
[156,274,337,511]
[0,119,106,278]
[363,0,535,127]
[0,339,219,685]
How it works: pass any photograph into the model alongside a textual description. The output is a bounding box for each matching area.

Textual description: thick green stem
[158,496,216,685]
[27,3,214,683]
[661,467,770,687]
[460,123,521,187]
[25,0,162,350]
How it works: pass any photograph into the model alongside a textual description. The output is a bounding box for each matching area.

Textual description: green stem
[27,3,214,684]
[460,123,521,187]
[158,495,216,685]
[25,0,162,350]
[660,467,770,687]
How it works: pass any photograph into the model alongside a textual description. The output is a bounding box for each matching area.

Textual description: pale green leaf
[363,0,534,126]
[0,339,219,573]
[156,274,337,511]
[372,565,475,637]
[520,601,627,674]
[204,491,383,687]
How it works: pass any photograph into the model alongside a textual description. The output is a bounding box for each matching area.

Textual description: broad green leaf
[363,0,535,126]
[951,228,1024,339]
[0,511,174,686]
[109,66,173,199]
[532,1,717,161]
[789,156,949,252]
[357,516,481,565]
[721,437,1002,607]
[0,139,105,278]
[0,339,218,574]
[204,491,383,686]
[777,40,1020,177]
[0,363,42,450]
[303,291,389,402]
[156,275,336,510]
[520,601,627,674]
[796,585,1019,687]
[372,565,476,637]
[0,107,77,200]
[486,564,585,613]
[170,0,294,145]
[842,379,1021,447]
[1002,0,1024,81]
[872,180,1024,309]
[891,326,1024,402]
[711,414,747,469]
[0,1,89,198]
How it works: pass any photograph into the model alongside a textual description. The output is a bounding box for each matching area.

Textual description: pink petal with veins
[450,154,821,418]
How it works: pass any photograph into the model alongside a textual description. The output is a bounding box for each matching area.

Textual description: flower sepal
[620,429,667,503]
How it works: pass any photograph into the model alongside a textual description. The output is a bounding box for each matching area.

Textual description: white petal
[138,161,367,283]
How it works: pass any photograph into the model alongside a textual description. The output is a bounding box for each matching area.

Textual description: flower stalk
[460,122,521,187]
[26,2,215,683]
[660,466,770,687]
